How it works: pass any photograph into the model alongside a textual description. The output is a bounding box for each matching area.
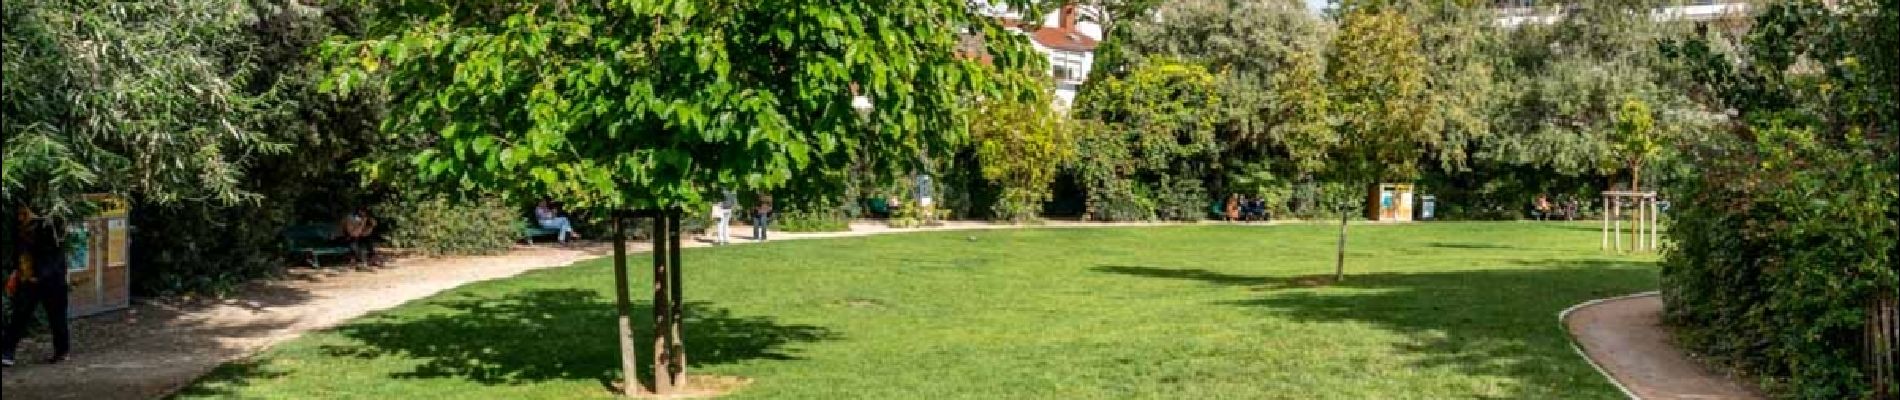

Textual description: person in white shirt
[711,190,736,245]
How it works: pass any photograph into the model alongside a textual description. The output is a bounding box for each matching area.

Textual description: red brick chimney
[1059,4,1077,29]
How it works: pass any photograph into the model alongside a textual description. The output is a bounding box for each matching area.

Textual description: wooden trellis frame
[1600,191,1660,252]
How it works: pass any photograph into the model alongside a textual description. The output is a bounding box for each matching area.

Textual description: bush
[131,200,296,296]
[376,196,518,256]
[1154,178,1207,221]
[775,209,851,233]
[1663,123,1898,398]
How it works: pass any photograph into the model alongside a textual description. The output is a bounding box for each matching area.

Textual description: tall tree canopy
[325,0,1048,212]
[2,0,291,219]
[1116,0,1334,163]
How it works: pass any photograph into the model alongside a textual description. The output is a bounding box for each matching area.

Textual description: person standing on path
[2,208,73,367]
[752,194,773,241]
[711,190,736,245]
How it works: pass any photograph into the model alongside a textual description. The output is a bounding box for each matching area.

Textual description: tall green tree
[1112,0,1334,185]
[970,89,1075,222]
[323,0,1045,394]
[2,0,289,220]
[1072,60,1224,221]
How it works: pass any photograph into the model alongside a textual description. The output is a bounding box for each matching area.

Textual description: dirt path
[1564,293,1765,400]
[0,220,1196,400]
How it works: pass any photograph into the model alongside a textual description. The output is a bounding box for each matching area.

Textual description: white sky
[1305,0,1329,15]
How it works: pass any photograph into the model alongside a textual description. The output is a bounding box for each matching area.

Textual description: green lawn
[181,222,1657,399]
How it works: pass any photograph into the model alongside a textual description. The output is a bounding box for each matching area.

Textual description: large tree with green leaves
[323,0,1045,394]
[1072,59,1224,221]
[970,88,1075,222]
[1107,0,1334,194]
[2,0,289,220]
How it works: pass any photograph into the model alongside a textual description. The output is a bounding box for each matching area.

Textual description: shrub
[775,209,851,233]
[376,196,518,256]
[1663,122,1898,398]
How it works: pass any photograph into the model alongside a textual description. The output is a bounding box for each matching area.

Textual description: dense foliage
[1660,0,1900,397]
[772,209,853,233]
[1072,60,1223,221]
[0,0,289,220]
[1,1,396,295]
[376,196,519,256]
[325,0,1046,214]
[969,93,1075,222]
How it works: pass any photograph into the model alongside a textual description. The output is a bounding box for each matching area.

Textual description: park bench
[283,223,351,268]
[864,197,891,218]
[518,221,564,244]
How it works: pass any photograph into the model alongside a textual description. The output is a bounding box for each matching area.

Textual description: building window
[1053,65,1076,81]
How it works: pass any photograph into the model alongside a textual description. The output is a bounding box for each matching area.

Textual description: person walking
[711,190,736,245]
[2,208,73,367]
[752,195,774,242]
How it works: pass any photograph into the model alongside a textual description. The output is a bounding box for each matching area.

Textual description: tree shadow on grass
[1426,242,1518,250]
[1095,259,1657,398]
[186,289,834,396]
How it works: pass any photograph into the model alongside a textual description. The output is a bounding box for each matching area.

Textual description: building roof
[1031,25,1099,52]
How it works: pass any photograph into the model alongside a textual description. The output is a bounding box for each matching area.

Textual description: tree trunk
[609,213,639,396]
[1335,212,1349,282]
[666,209,688,390]
[650,212,676,395]
[1630,167,1641,191]
[1873,294,1897,399]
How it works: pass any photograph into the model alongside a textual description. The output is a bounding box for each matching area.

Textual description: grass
[180,222,1657,399]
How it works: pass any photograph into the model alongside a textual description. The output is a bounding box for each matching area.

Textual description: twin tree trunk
[610,209,688,397]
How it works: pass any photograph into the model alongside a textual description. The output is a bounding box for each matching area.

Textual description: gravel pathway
[0,220,1197,399]
[1564,293,1765,400]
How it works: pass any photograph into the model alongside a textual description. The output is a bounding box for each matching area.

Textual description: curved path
[0,220,1191,400]
[1563,292,1765,400]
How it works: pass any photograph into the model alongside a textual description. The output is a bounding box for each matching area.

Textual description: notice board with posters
[67,195,131,317]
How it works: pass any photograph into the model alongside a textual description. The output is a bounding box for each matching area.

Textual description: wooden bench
[283,224,351,268]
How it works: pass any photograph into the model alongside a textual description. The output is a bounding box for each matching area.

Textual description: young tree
[322,0,1044,395]
[1322,6,1437,281]
[1611,98,1660,190]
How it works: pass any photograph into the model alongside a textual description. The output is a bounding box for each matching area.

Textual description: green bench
[518,221,563,244]
[283,224,352,268]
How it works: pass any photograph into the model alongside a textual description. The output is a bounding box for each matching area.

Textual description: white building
[1492,1,1750,27]
[974,3,1106,108]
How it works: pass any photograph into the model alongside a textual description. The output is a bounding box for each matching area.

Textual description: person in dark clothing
[339,207,382,268]
[2,208,73,367]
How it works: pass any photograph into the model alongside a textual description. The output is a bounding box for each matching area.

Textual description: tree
[970,89,1076,222]
[1072,60,1223,221]
[1610,97,1660,190]
[323,0,1044,395]
[1111,0,1334,190]
[1322,6,1437,281]
[2,0,288,220]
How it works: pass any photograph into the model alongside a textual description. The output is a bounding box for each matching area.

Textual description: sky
[1304,0,1330,15]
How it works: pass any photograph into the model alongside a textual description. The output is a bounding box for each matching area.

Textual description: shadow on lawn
[1096,259,1656,398]
[186,289,834,395]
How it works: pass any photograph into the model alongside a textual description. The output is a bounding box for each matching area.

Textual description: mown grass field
[181,222,1657,399]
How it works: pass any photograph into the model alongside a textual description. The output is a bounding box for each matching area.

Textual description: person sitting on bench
[535,200,580,243]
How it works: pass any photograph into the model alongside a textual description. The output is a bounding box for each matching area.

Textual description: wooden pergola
[1600,190,1660,252]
